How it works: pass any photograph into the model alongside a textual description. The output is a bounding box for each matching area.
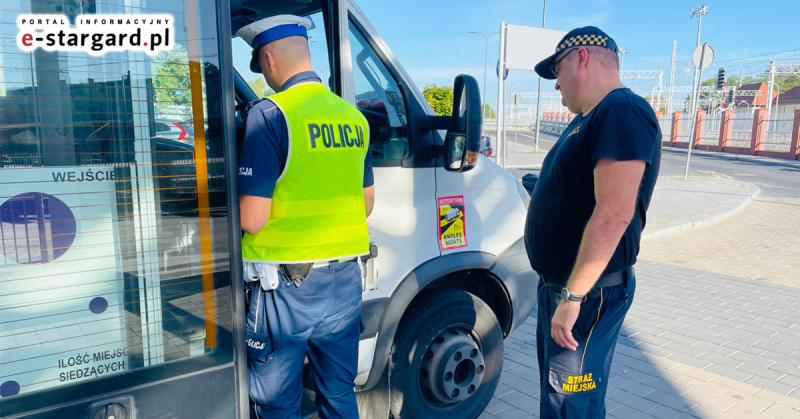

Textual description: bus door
[0,0,246,417]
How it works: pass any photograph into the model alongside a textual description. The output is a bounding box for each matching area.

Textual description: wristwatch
[560,287,585,302]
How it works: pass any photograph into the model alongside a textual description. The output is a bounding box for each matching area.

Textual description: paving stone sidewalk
[481,260,800,419]
[482,144,800,418]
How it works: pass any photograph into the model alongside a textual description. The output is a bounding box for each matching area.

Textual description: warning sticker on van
[438,195,467,250]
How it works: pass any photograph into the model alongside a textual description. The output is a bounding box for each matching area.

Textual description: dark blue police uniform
[524,87,661,418]
[239,71,374,419]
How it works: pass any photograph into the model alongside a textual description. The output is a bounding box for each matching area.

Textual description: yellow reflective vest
[241,82,370,263]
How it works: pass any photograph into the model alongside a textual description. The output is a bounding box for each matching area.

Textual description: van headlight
[516,180,531,210]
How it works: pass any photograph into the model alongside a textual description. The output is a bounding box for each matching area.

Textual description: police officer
[524,27,661,418]
[236,15,374,419]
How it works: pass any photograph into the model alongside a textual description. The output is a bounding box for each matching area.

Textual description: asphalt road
[487,129,558,153]
[659,148,800,198]
[503,129,800,198]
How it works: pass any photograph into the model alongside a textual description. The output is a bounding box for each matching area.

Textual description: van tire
[389,289,503,419]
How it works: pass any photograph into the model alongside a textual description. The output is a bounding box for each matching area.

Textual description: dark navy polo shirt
[238,71,374,198]
[524,88,662,278]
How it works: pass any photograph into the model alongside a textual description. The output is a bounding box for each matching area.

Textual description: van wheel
[389,289,503,419]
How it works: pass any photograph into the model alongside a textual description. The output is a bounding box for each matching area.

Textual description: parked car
[153,119,194,145]
[480,134,493,156]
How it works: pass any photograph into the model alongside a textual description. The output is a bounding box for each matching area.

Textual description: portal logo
[17,14,174,56]
[0,192,77,264]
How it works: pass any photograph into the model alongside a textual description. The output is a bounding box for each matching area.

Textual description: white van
[0,0,537,418]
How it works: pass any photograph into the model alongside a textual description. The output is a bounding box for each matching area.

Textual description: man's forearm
[566,209,631,296]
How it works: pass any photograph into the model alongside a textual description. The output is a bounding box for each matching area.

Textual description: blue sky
[356,0,800,107]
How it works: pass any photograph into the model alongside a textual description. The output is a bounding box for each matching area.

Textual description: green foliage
[151,45,190,111]
[422,84,453,116]
[644,96,668,113]
[483,103,496,119]
[245,77,275,97]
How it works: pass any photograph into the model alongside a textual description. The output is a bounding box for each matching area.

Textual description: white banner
[505,25,566,71]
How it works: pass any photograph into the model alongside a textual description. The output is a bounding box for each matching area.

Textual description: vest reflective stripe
[241,82,370,263]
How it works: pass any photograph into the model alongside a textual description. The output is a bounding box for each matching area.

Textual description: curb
[642,181,760,241]
[662,147,800,169]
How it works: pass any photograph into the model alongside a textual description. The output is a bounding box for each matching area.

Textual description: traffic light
[716,68,726,90]
[726,87,735,106]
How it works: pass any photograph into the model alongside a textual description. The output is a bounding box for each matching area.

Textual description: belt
[539,266,634,291]
[293,257,357,269]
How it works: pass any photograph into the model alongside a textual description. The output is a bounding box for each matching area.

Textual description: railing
[676,115,692,144]
[654,107,799,160]
[729,117,753,148]
[540,121,568,136]
[764,118,795,153]
[658,116,672,140]
[700,116,721,146]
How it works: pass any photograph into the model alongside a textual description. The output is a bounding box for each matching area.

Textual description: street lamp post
[468,30,499,125]
[618,47,629,71]
[533,0,547,153]
[684,4,709,180]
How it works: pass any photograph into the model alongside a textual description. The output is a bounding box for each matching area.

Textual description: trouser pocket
[246,287,282,363]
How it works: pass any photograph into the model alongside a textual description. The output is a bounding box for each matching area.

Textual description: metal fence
[700,116,721,146]
[676,115,692,143]
[729,117,753,148]
[658,116,672,140]
[539,121,568,136]
[764,118,795,153]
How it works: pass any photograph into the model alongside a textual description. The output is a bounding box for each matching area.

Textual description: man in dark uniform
[236,15,374,419]
[524,26,662,418]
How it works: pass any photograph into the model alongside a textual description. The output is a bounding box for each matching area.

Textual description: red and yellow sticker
[438,195,467,250]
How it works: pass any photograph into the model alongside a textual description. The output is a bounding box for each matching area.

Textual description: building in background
[773,86,800,117]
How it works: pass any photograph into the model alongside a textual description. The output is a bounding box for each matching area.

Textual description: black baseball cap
[534,26,618,80]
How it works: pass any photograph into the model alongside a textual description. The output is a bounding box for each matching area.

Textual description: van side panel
[358,251,495,390]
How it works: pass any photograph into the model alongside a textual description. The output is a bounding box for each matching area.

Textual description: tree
[151,45,190,116]
[422,84,453,116]
[483,103,496,119]
[245,78,275,97]
[644,96,668,113]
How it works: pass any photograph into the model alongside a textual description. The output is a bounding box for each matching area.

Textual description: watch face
[560,288,569,300]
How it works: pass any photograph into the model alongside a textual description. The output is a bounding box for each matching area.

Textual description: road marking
[697,170,734,180]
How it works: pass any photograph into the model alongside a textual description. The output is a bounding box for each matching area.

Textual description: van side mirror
[444,75,482,172]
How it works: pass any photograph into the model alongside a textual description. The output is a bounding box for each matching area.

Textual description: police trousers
[536,268,636,419]
[246,260,362,419]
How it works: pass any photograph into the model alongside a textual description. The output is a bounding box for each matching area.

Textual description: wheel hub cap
[420,328,485,403]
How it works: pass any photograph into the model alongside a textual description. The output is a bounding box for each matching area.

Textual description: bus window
[0,0,233,409]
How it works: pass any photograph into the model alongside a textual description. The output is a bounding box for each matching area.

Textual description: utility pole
[766,59,776,116]
[468,30,499,123]
[618,47,629,71]
[496,23,506,167]
[684,4,708,180]
[533,0,547,153]
[738,66,744,87]
[667,41,676,114]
